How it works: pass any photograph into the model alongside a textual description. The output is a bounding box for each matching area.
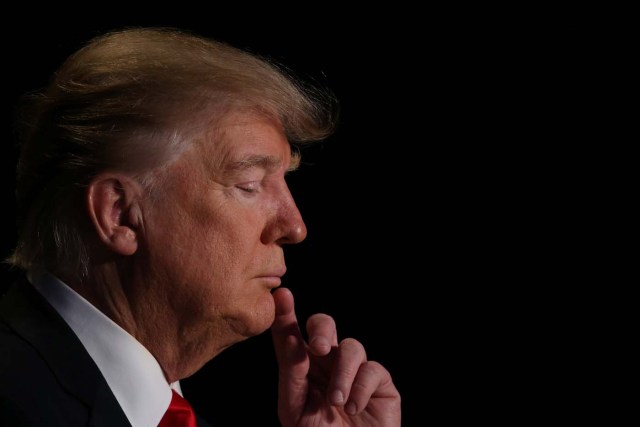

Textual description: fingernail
[345,401,357,415]
[331,390,344,405]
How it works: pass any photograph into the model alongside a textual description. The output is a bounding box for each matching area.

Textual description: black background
[0,11,541,425]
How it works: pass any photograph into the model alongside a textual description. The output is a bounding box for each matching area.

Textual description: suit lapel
[88,382,133,427]
[0,278,131,426]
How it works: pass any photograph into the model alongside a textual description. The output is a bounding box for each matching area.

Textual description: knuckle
[363,360,384,375]
[306,313,334,330]
[350,378,369,394]
[340,338,366,356]
[335,364,358,378]
[363,360,393,382]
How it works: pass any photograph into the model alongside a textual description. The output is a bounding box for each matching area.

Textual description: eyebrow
[226,152,301,173]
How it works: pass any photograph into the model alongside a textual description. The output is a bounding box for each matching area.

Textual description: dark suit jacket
[0,279,211,426]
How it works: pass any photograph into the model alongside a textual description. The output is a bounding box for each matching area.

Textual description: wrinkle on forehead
[196,112,299,176]
[224,154,284,173]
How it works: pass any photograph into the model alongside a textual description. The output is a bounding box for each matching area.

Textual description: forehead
[202,112,291,169]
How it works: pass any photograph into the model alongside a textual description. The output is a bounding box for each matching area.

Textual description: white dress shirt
[30,271,181,427]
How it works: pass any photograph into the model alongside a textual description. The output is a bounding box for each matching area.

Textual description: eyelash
[237,182,259,194]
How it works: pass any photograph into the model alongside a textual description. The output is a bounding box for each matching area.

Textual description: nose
[261,185,307,245]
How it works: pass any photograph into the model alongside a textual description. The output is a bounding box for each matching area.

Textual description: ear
[86,174,143,256]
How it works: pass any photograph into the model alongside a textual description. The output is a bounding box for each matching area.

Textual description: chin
[230,292,276,338]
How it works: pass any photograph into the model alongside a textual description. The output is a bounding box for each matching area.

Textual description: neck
[59,261,230,383]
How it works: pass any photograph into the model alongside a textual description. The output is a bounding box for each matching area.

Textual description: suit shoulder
[0,394,39,426]
[0,325,88,426]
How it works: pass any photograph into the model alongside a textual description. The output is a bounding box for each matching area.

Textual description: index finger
[271,288,302,336]
[271,288,306,366]
[270,288,311,420]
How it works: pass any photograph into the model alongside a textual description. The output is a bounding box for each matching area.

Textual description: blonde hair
[9,27,337,279]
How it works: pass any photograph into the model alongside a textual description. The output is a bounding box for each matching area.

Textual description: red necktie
[158,390,197,427]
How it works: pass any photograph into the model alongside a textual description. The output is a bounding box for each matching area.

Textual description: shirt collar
[30,271,178,427]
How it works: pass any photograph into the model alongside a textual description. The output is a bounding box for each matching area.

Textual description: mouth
[256,266,286,289]
[259,276,282,289]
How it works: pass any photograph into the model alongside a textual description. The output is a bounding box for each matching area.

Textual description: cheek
[176,230,253,306]
[203,214,264,273]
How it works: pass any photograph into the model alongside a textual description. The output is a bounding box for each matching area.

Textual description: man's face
[139,112,306,357]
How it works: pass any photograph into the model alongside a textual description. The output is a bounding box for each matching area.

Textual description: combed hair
[8,27,337,279]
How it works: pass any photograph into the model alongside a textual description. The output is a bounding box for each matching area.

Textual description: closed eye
[237,182,260,194]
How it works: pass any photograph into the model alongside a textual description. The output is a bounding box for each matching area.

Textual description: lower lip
[257,277,282,288]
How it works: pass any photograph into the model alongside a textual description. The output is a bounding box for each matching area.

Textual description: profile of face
[138,112,307,357]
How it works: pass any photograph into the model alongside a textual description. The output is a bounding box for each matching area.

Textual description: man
[0,28,401,426]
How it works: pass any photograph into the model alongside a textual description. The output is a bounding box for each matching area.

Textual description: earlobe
[110,226,138,256]
[87,175,141,256]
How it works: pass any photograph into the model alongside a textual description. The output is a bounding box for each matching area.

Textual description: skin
[272,288,401,426]
[78,112,401,426]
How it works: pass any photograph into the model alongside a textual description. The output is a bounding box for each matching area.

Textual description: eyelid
[237,181,259,193]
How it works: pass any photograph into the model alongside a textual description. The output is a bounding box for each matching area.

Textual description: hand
[271,288,401,426]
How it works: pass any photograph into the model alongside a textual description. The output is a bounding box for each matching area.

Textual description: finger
[271,288,310,420]
[327,338,367,406]
[306,313,337,356]
[271,288,307,369]
[343,361,399,416]
[271,288,303,341]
